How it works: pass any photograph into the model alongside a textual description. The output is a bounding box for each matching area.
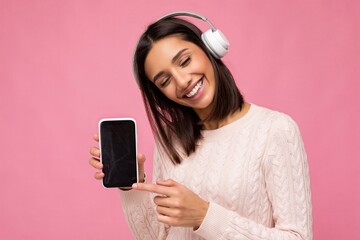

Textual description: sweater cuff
[194,201,236,240]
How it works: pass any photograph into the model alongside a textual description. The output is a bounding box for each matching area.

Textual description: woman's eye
[160,77,170,87]
[180,57,191,67]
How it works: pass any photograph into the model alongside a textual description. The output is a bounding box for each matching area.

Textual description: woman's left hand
[132,179,209,229]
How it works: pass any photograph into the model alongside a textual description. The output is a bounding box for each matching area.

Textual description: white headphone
[157,11,230,59]
[133,11,230,85]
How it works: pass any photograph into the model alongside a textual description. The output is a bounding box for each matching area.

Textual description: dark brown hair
[133,17,244,164]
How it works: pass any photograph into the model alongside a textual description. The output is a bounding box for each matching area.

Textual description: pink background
[1,0,359,239]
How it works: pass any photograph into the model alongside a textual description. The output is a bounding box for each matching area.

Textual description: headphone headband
[156,11,217,31]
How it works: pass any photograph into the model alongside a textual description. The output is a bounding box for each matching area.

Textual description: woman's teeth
[186,81,203,98]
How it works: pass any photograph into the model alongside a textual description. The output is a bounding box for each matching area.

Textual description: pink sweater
[121,104,312,240]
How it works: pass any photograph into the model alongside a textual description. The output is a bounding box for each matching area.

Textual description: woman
[89,13,312,240]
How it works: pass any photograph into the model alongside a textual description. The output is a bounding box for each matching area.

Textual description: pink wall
[1,0,359,239]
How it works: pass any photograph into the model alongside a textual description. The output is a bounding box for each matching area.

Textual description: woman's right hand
[88,133,146,182]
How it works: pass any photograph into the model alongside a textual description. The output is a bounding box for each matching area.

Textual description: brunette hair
[133,17,244,164]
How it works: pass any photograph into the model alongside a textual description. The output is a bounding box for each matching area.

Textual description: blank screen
[100,120,137,188]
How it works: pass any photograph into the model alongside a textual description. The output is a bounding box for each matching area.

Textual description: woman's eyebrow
[171,48,188,64]
[153,48,189,83]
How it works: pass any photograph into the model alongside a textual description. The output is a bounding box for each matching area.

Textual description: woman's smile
[183,77,203,98]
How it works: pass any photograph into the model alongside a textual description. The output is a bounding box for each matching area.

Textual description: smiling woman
[89,12,312,240]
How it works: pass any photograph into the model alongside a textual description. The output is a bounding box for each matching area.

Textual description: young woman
[89,13,312,240]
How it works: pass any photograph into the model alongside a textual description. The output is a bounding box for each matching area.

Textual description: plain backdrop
[0,0,359,239]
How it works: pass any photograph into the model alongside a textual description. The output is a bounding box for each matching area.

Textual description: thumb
[137,153,146,181]
[137,153,146,166]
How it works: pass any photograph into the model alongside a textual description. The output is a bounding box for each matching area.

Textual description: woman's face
[144,35,216,118]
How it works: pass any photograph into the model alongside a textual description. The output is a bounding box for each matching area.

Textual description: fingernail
[132,183,138,189]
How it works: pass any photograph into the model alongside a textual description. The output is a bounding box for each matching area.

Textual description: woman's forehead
[149,36,193,56]
[144,36,196,72]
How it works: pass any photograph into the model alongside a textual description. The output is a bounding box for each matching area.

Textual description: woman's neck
[201,102,251,130]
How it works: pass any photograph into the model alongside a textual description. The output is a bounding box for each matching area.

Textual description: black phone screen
[99,119,137,188]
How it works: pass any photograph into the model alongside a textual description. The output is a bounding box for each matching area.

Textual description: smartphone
[98,118,138,188]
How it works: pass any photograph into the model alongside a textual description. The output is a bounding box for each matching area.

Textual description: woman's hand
[88,134,104,179]
[132,179,209,229]
[88,133,146,183]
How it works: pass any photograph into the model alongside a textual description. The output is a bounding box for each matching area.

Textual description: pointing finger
[132,182,173,196]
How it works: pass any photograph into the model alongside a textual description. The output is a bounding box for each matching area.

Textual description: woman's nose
[172,69,191,90]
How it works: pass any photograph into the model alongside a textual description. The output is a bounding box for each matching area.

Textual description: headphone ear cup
[201,29,230,59]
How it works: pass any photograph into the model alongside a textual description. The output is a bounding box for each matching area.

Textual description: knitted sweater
[121,104,312,240]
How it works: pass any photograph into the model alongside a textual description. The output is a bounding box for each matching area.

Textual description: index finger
[132,182,173,196]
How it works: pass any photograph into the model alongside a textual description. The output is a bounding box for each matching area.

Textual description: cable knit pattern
[120,104,312,240]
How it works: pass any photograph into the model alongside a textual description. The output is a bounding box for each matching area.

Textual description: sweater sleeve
[120,145,169,240]
[194,114,312,240]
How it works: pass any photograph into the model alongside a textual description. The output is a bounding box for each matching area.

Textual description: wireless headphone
[133,11,230,85]
[157,11,230,59]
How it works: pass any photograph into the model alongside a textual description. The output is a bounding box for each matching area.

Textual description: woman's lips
[183,78,204,98]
